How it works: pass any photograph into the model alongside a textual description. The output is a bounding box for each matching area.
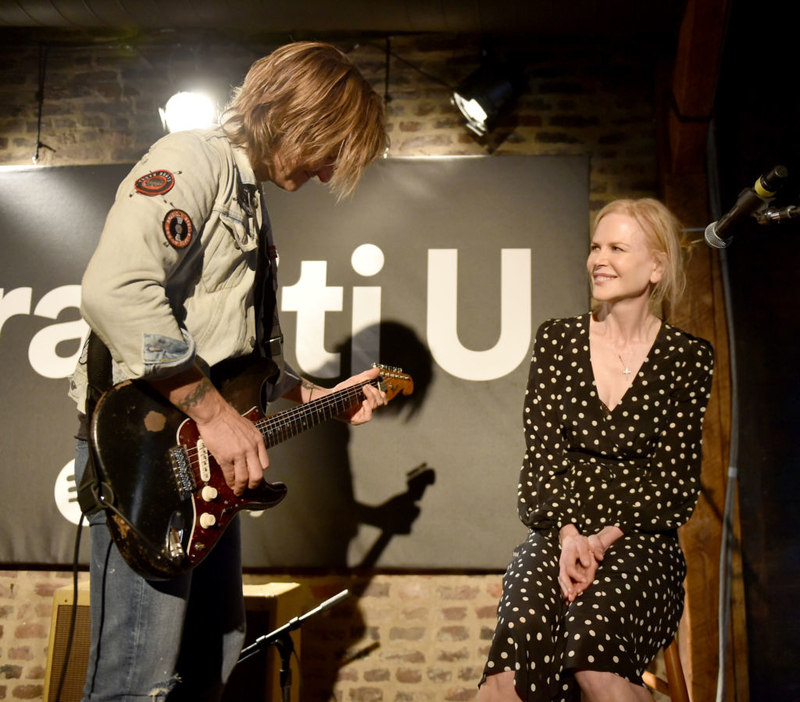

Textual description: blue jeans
[75,439,246,701]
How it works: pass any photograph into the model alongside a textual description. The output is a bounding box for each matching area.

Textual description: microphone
[704,165,789,248]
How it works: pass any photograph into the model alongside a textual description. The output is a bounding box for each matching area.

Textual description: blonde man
[71,42,387,702]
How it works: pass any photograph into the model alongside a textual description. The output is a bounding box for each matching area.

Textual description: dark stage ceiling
[0,0,687,42]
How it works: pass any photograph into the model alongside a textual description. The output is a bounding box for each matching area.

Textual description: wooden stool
[642,638,690,702]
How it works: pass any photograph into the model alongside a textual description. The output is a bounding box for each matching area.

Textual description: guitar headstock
[372,363,414,402]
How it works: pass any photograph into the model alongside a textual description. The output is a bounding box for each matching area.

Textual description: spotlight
[159,91,217,133]
[453,64,522,137]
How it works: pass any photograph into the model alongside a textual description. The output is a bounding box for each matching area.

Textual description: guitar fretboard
[255,379,377,448]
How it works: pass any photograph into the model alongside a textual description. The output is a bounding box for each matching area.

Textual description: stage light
[453,65,522,137]
[159,91,217,133]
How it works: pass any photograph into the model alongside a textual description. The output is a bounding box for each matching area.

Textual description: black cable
[54,512,85,702]
[87,480,173,563]
[34,44,55,164]
[359,38,456,90]
[706,120,740,702]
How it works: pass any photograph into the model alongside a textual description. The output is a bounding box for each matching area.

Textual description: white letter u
[427,249,531,381]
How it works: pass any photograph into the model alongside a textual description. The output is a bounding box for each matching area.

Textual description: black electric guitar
[89,358,413,579]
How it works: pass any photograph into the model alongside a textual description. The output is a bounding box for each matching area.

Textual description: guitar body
[89,358,414,580]
[90,357,287,580]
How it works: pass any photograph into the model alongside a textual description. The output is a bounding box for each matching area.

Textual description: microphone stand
[238,589,350,702]
[755,204,800,225]
[704,165,790,248]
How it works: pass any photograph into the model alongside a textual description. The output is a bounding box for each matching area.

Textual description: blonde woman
[479,199,714,701]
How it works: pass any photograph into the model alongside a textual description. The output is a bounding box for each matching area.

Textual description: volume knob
[201,486,218,501]
[199,512,217,529]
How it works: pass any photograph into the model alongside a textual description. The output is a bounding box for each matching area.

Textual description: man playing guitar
[69,42,389,702]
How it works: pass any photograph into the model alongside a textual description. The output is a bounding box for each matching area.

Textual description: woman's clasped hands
[557,525,621,603]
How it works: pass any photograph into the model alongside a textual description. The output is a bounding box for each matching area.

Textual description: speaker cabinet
[44,582,91,702]
[223,583,304,702]
[44,581,303,702]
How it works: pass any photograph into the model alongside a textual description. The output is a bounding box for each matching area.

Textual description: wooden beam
[668,110,711,176]
[672,0,729,118]
[662,172,728,702]
[668,0,729,173]
[658,1,749,699]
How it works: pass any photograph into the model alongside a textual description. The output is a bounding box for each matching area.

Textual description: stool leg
[664,639,690,702]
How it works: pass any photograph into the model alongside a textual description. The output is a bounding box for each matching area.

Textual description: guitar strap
[76,331,113,516]
[254,191,286,385]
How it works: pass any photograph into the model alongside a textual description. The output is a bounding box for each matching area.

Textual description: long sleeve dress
[481,313,714,701]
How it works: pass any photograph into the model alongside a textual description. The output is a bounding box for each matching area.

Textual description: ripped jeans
[75,439,246,701]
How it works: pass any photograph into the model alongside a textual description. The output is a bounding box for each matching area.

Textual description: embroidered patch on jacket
[135,170,175,196]
[163,209,194,248]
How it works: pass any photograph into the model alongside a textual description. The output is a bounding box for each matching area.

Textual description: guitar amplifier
[43,582,91,702]
[223,583,304,702]
[44,581,304,702]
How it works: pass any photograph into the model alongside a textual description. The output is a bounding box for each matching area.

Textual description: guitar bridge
[169,445,196,500]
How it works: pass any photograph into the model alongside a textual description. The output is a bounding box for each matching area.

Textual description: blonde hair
[593,198,687,311]
[222,42,386,197]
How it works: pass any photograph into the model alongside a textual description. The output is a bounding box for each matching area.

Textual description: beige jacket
[70,127,297,411]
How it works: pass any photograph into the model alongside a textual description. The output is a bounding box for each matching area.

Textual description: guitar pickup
[196,438,211,482]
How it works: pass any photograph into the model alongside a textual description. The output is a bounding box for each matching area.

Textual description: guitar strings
[256,380,372,438]
[179,379,375,467]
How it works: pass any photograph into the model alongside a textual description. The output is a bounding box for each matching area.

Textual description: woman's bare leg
[477,671,523,702]
[575,670,652,701]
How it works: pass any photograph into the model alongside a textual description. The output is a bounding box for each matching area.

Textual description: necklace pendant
[617,352,633,380]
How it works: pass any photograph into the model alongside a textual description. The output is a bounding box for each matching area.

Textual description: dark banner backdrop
[0,155,588,570]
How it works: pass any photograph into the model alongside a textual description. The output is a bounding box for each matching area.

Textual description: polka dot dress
[482,314,714,701]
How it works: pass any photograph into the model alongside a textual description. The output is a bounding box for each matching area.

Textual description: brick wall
[0,33,666,701]
[243,573,506,701]
[0,571,87,700]
[0,34,663,212]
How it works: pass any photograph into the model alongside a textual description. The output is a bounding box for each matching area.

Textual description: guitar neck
[255,379,377,448]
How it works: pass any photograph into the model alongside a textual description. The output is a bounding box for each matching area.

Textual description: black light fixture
[453,62,522,137]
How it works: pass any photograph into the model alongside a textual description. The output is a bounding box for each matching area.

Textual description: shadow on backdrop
[229,320,435,701]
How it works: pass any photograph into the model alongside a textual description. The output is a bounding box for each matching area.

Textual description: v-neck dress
[481,313,714,701]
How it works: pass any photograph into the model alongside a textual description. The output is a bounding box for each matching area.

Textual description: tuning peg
[372,363,404,376]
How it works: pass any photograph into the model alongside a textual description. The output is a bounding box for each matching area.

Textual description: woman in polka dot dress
[478,198,714,701]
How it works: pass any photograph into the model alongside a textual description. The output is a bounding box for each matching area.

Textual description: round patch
[163,209,194,248]
[135,170,175,196]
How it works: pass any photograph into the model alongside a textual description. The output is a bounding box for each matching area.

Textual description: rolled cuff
[141,329,197,379]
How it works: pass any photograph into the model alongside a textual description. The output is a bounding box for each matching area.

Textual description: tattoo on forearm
[301,378,317,401]
[177,377,214,411]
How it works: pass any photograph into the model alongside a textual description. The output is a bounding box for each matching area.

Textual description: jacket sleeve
[615,337,714,533]
[80,131,223,380]
[517,319,583,530]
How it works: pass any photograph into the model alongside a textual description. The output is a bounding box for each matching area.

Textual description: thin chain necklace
[611,316,659,381]
[617,351,636,380]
